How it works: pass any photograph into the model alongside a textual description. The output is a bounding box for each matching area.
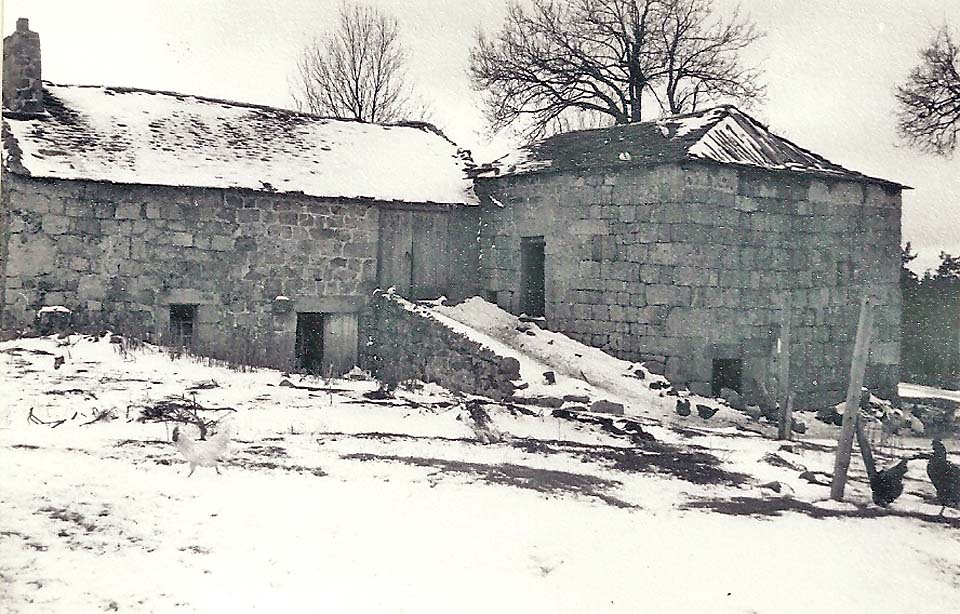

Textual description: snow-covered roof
[477,105,906,189]
[2,83,477,205]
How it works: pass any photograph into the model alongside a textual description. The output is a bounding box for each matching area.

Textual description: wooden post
[854,417,877,480]
[777,297,793,440]
[830,296,875,501]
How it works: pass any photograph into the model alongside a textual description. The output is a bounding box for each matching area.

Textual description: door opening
[712,358,743,396]
[295,312,359,376]
[296,313,325,374]
[169,304,197,347]
[520,236,545,318]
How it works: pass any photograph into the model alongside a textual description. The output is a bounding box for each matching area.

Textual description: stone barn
[474,106,906,408]
[1,19,477,375]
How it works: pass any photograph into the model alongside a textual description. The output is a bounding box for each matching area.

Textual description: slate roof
[477,105,906,189]
[2,83,477,205]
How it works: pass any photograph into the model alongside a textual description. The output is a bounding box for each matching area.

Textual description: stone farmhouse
[2,19,907,408]
[1,19,478,375]
[473,107,906,408]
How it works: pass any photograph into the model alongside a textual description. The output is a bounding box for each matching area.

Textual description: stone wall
[360,291,519,399]
[0,173,460,369]
[475,162,902,408]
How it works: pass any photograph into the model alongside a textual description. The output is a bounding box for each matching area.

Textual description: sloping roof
[477,105,906,189]
[2,83,477,205]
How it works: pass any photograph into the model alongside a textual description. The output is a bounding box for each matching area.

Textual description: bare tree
[469,0,763,138]
[291,3,426,123]
[895,26,960,156]
[657,0,763,114]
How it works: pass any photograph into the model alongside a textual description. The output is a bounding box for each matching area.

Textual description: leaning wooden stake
[777,297,793,440]
[854,417,877,480]
[831,296,875,501]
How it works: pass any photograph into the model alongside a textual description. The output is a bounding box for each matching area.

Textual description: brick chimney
[3,18,43,114]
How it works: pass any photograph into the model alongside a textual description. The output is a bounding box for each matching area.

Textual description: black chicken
[927,440,960,516]
[697,404,719,420]
[869,459,908,508]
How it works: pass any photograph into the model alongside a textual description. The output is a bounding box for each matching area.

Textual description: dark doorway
[169,304,197,347]
[296,313,325,374]
[295,312,359,376]
[712,358,743,396]
[520,236,545,317]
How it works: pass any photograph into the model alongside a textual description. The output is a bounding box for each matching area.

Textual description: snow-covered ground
[2,333,960,614]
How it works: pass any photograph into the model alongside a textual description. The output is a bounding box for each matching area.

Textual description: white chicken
[172,420,232,477]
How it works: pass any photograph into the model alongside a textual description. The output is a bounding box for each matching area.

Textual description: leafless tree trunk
[469,0,763,139]
[291,3,427,123]
[896,26,960,156]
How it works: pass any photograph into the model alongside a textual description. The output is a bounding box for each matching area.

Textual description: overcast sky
[3,1,958,272]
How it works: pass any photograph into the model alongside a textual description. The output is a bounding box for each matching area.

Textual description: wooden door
[377,209,413,295]
[410,212,449,299]
[520,236,545,317]
[322,312,358,376]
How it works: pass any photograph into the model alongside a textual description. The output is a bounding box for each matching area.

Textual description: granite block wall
[0,173,388,369]
[360,291,519,399]
[475,162,902,408]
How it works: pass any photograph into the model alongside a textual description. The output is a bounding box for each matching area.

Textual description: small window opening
[712,358,743,396]
[169,304,197,347]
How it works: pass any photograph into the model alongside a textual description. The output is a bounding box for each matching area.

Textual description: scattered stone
[513,395,564,409]
[816,406,844,427]
[631,369,646,380]
[743,405,763,421]
[799,470,831,486]
[791,418,807,434]
[649,381,669,390]
[675,399,691,417]
[666,388,679,397]
[543,371,556,385]
[53,355,65,370]
[761,452,805,472]
[591,400,625,415]
[759,481,784,493]
[645,362,666,376]
[562,394,590,404]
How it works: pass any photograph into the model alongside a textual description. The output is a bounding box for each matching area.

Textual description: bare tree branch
[290,2,429,123]
[896,26,960,156]
[469,0,764,139]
